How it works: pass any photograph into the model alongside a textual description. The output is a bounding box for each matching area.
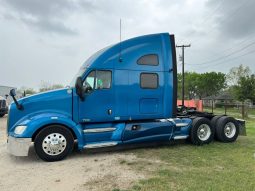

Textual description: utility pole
[176,44,191,106]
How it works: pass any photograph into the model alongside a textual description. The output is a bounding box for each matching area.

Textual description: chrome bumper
[7,136,32,156]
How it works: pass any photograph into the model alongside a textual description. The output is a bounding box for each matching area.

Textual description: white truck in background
[0,96,8,117]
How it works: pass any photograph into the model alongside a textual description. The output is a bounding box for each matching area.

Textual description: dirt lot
[0,116,145,191]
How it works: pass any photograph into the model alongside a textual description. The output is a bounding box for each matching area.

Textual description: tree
[227,65,255,104]
[17,87,37,96]
[39,81,64,92]
[177,72,200,99]
[197,72,226,99]
[178,72,226,100]
[227,64,251,86]
[234,74,255,103]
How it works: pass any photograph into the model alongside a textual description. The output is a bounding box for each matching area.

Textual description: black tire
[190,117,214,145]
[211,115,223,140]
[34,125,74,162]
[215,116,239,143]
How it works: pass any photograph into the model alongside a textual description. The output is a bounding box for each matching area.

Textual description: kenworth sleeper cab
[7,33,240,161]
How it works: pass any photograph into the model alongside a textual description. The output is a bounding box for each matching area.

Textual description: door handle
[107,109,112,115]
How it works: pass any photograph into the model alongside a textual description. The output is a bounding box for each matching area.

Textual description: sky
[0,0,255,89]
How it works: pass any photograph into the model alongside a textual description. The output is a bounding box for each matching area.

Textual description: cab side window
[96,71,112,89]
[84,70,112,92]
[83,71,95,93]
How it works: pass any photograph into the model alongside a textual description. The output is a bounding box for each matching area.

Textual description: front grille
[0,100,6,108]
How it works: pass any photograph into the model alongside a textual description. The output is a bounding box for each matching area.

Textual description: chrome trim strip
[174,135,189,140]
[83,142,118,149]
[83,127,116,133]
[176,123,189,127]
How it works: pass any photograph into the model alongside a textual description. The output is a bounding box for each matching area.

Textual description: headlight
[14,125,27,135]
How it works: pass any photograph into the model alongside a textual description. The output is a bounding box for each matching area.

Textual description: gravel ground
[0,116,144,191]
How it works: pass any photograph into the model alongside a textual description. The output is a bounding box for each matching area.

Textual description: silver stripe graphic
[83,127,116,133]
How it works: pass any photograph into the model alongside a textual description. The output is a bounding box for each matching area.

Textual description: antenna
[119,18,123,62]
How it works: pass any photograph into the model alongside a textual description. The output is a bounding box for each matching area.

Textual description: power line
[192,40,255,66]
[178,0,225,44]
[190,48,255,69]
[213,34,254,56]
[190,0,252,46]
[200,0,225,26]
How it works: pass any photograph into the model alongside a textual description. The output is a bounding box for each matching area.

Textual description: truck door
[78,69,114,123]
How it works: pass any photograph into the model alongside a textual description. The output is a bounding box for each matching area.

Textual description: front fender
[9,112,84,149]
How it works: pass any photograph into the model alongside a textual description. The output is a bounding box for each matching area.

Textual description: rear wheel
[211,115,222,128]
[215,116,239,142]
[34,125,74,162]
[190,117,214,145]
[211,115,223,140]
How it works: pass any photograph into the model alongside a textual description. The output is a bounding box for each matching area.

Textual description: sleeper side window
[95,70,112,89]
[140,73,158,89]
[137,54,159,66]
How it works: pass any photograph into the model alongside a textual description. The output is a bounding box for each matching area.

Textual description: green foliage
[227,65,255,103]
[235,74,255,102]
[178,72,226,99]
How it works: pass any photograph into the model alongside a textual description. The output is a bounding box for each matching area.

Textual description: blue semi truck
[7,33,240,161]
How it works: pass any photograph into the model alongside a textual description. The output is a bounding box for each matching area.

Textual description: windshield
[69,45,113,87]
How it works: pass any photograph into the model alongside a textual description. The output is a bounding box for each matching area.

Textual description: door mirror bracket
[75,77,85,101]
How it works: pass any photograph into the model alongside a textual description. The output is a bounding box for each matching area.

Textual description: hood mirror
[9,89,23,110]
[75,77,85,101]
[10,89,16,97]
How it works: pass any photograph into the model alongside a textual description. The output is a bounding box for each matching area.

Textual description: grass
[113,111,255,191]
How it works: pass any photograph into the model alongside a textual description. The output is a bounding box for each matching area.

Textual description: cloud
[206,0,255,39]
[0,0,254,89]
[1,0,96,35]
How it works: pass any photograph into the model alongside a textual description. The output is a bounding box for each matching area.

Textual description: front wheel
[34,125,74,162]
[190,117,214,145]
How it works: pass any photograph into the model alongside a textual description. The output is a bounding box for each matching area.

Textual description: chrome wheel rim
[224,122,236,138]
[197,124,211,141]
[42,133,67,156]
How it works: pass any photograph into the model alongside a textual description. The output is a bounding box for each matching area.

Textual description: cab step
[173,135,189,140]
[83,141,118,149]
